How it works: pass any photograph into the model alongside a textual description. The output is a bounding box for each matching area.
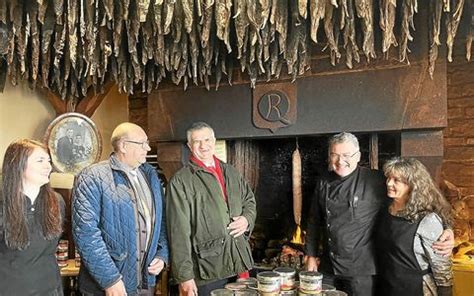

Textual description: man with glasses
[72,122,168,296]
[305,132,454,296]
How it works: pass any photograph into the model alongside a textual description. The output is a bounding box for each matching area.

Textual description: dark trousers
[323,273,375,296]
[197,278,232,295]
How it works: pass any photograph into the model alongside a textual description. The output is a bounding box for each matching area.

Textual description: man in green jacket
[166,122,256,296]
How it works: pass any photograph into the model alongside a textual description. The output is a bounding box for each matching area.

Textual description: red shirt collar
[190,155,227,201]
[190,155,219,169]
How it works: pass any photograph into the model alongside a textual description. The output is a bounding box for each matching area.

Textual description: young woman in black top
[0,139,64,295]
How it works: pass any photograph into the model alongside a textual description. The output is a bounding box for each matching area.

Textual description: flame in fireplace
[291,225,304,245]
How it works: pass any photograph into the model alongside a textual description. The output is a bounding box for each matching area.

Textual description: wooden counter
[60,259,79,277]
[453,260,474,296]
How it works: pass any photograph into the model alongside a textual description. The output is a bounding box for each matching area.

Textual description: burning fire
[291,225,304,245]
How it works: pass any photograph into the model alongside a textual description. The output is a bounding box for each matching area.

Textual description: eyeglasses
[124,140,150,149]
[329,150,359,161]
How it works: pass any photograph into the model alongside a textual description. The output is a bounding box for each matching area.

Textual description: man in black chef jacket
[304,132,454,296]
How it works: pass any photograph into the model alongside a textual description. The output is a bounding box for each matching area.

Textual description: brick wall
[443,57,474,241]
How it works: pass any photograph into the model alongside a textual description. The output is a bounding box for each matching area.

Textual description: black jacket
[305,166,387,276]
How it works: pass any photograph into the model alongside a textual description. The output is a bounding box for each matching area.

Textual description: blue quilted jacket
[72,156,169,295]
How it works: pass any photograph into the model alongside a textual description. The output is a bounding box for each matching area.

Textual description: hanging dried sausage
[292,147,302,226]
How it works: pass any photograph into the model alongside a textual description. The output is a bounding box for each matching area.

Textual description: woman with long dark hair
[0,139,64,295]
[376,157,453,296]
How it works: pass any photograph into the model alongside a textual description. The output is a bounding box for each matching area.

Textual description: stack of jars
[209,269,348,295]
[56,239,69,267]
[298,271,323,294]
[256,271,281,295]
[256,268,327,295]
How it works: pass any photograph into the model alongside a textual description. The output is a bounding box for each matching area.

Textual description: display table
[453,260,474,296]
[60,259,80,277]
[60,259,80,294]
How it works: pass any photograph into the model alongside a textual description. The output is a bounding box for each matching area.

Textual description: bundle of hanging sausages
[0,0,472,99]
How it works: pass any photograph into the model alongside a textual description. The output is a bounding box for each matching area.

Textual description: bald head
[111,122,145,152]
[111,122,151,168]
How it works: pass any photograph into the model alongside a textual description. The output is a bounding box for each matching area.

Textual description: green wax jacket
[166,160,256,285]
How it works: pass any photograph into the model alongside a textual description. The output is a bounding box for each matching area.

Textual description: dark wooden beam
[76,81,114,117]
[41,82,114,117]
[147,59,447,142]
[40,87,67,115]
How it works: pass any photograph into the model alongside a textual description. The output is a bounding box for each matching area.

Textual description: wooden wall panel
[145,61,447,142]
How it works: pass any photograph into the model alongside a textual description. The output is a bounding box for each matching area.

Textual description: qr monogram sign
[253,82,297,132]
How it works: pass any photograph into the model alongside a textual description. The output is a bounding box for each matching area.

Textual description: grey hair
[110,122,142,152]
[328,132,360,150]
[186,122,215,143]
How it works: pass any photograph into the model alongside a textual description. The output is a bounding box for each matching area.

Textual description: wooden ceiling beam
[41,81,114,117]
[40,87,67,115]
[76,81,114,117]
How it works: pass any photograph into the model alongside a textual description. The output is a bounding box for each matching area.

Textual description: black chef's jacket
[305,166,387,277]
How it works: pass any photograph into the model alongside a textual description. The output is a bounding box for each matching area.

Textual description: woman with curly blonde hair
[375,157,453,296]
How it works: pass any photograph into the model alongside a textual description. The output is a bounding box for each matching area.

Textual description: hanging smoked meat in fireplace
[292,144,302,226]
